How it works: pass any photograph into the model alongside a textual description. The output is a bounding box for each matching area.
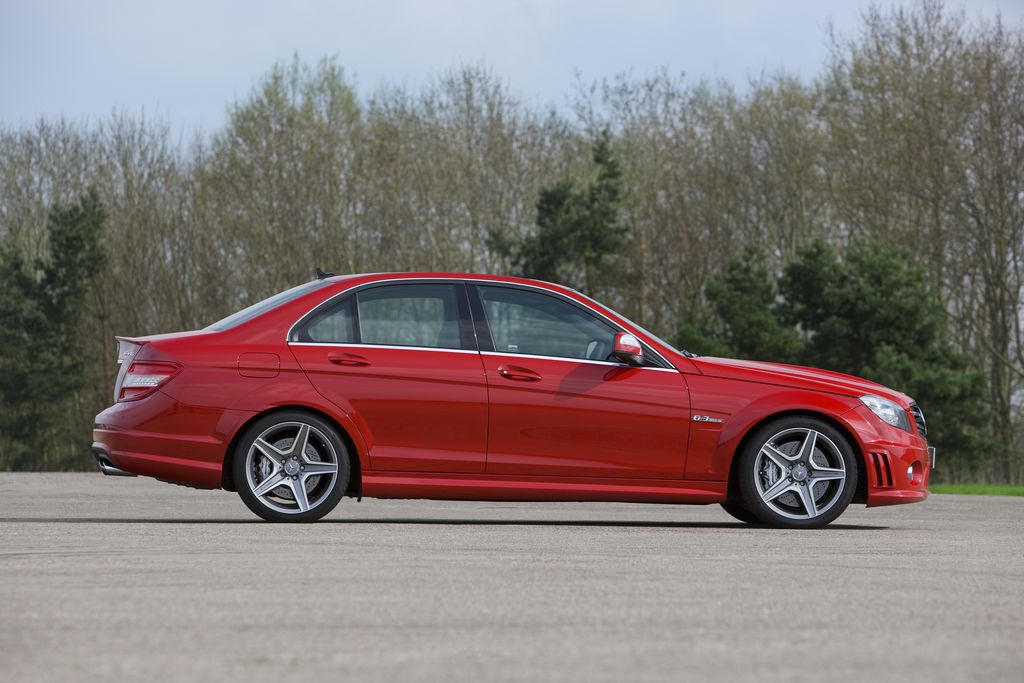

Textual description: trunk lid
[112,331,213,402]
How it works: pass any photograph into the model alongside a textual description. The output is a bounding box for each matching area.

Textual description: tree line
[0,1,1021,482]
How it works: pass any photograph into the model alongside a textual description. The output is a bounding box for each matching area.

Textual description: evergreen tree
[0,190,107,470]
[676,246,801,361]
[510,129,625,295]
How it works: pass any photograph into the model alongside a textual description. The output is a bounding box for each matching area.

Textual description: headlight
[859,395,911,432]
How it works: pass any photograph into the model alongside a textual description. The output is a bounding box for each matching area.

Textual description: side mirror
[611,332,644,366]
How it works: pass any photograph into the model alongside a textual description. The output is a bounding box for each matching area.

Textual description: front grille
[870,452,894,487]
[910,403,927,437]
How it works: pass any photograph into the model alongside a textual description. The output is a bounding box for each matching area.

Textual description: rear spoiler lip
[113,330,216,363]
[114,334,148,345]
[114,336,146,365]
[115,329,210,345]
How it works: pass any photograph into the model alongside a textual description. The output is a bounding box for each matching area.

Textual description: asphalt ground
[1,473,1022,682]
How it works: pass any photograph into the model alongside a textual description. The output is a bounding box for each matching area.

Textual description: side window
[303,297,357,343]
[478,285,617,361]
[358,284,463,349]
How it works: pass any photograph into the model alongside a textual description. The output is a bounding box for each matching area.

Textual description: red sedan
[93,272,932,527]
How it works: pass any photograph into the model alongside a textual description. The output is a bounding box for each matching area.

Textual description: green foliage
[507,130,626,295]
[0,191,107,470]
[674,321,733,359]
[678,247,802,361]
[680,240,991,477]
[779,242,943,375]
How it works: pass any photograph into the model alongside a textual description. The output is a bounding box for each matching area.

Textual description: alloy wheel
[243,421,340,515]
[753,427,848,521]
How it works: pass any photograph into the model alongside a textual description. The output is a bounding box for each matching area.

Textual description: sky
[2,0,1023,135]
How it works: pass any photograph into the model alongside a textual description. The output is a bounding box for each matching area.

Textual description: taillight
[118,362,180,402]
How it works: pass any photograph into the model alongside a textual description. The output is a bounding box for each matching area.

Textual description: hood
[692,356,913,406]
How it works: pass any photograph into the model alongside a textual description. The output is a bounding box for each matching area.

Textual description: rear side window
[206,280,330,331]
[293,283,467,350]
[304,297,357,343]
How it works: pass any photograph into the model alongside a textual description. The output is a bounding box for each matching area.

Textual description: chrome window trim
[289,342,479,355]
[287,343,679,371]
[479,351,679,372]
[285,275,677,369]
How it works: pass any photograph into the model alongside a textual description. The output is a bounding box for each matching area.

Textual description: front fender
[684,375,862,480]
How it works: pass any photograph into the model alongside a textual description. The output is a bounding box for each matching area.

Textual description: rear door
[289,281,488,473]
[470,283,691,479]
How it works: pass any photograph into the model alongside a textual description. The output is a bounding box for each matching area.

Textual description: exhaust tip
[91,445,136,477]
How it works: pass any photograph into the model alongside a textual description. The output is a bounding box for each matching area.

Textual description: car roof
[326,272,574,292]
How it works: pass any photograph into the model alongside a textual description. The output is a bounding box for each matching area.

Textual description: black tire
[233,410,351,522]
[735,415,858,529]
[720,501,763,525]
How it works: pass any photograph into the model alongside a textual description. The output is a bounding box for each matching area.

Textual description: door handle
[498,365,541,382]
[327,352,370,367]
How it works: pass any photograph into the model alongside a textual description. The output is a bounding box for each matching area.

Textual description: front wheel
[233,411,351,522]
[735,416,858,529]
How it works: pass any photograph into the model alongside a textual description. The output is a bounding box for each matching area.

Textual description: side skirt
[361,472,727,505]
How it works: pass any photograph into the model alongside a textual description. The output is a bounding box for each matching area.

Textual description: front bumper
[843,404,932,507]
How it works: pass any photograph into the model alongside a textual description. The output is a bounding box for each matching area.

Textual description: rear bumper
[93,390,255,489]
[843,404,931,508]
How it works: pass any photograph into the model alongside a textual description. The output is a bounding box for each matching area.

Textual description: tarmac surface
[1,473,1022,682]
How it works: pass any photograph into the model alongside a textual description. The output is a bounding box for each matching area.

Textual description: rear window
[205,280,330,331]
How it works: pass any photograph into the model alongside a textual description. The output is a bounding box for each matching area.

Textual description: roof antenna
[315,267,335,280]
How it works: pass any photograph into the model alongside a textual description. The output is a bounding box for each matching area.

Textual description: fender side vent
[870,451,893,488]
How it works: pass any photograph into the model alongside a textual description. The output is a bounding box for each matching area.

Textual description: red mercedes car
[93,272,933,527]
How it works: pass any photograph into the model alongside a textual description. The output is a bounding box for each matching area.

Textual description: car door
[289,281,488,473]
[470,283,691,479]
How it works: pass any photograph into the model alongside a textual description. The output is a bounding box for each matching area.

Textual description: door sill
[361,471,726,504]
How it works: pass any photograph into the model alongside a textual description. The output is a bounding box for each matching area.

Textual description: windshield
[205,280,331,331]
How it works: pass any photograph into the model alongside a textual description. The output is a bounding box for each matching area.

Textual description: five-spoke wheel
[734,416,857,528]
[233,411,351,522]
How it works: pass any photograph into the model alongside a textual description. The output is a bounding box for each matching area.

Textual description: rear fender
[220,381,371,479]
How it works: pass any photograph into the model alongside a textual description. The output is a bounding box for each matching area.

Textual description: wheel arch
[724,408,868,505]
[221,404,364,499]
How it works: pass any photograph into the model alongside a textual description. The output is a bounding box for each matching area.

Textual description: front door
[290,281,488,473]
[471,284,691,479]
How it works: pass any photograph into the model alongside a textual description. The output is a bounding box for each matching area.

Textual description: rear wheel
[233,411,350,522]
[735,416,857,529]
